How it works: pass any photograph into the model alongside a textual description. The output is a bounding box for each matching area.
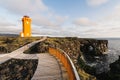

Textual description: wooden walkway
[32,53,62,80]
[0,37,69,80]
[0,37,47,64]
[0,53,69,80]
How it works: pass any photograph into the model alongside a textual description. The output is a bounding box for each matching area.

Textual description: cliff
[95,56,120,80]
[24,37,108,80]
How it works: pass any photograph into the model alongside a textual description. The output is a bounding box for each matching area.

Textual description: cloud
[0,17,16,27]
[0,0,48,15]
[72,4,120,38]
[32,14,68,27]
[86,0,109,6]
[0,22,15,27]
[105,5,120,20]
[32,14,53,27]
[100,4,120,27]
[0,0,68,28]
[0,23,20,34]
[0,26,20,34]
[55,16,68,24]
[0,0,119,38]
[73,17,97,26]
[74,4,120,37]
[0,16,20,34]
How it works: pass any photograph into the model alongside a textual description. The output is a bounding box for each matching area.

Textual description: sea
[107,39,120,63]
[88,39,120,74]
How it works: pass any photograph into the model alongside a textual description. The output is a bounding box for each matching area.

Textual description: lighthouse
[20,16,31,37]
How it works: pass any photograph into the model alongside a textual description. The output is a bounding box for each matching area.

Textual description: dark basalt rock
[0,59,38,80]
[96,56,120,80]
[23,37,108,80]
[80,40,108,64]
[0,46,8,53]
[80,40,108,56]
[110,56,120,74]
[24,41,49,54]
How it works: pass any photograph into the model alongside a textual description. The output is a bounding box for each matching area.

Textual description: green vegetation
[77,58,96,75]
[24,37,99,80]
[0,36,100,80]
[0,36,41,53]
[23,37,109,80]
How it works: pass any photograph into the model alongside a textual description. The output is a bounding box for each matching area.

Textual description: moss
[0,36,41,53]
[23,37,108,80]
[77,57,96,75]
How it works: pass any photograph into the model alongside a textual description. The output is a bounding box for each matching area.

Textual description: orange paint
[49,47,76,80]
[20,16,31,37]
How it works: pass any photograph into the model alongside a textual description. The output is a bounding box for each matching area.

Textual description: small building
[20,16,31,37]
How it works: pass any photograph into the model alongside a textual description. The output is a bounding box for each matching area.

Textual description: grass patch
[0,36,41,53]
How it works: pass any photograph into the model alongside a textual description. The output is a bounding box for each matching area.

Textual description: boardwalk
[32,53,65,80]
[0,37,69,80]
[0,37,46,63]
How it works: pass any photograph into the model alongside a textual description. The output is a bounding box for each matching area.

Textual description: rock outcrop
[80,40,108,63]
[96,56,120,80]
[80,40,108,55]
[0,59,38,80]
[25,37,108,80]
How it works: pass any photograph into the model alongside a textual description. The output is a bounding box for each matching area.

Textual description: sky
[0,0,120,38]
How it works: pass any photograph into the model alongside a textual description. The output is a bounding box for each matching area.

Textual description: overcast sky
[0,0,120,38]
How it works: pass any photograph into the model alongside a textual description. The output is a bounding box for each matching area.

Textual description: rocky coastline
[96,56,120,80]
[24,37,108,80]
[1,37,119,80]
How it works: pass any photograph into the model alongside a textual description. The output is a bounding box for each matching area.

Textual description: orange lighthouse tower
[20,16,31,37]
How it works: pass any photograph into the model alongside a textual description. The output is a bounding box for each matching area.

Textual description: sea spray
[86,39,120,74]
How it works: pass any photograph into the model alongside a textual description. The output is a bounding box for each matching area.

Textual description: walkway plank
[0,37,69,80]
[14,54,38,59]
[32,53,62,80]
[0,37,47,64]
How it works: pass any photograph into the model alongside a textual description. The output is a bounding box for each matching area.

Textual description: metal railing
[49,47,80,80]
